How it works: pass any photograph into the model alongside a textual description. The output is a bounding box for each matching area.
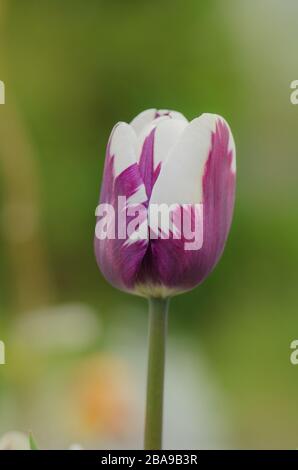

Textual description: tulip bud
[94,109,236,297]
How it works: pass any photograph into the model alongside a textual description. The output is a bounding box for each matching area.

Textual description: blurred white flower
[0,432,30,450]
[68,443,83,450]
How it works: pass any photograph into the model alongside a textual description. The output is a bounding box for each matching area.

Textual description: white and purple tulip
[94,109,236,298]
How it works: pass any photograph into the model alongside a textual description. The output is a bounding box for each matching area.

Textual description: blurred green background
[0,0,298,449]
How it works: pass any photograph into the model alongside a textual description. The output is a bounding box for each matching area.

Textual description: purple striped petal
[134,116,236,295]
[138,129,159,199]
[94,124,149,293]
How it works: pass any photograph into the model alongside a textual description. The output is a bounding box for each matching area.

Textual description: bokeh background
[0,0,297,449]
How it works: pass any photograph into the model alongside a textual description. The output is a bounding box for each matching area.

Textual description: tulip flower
[94,109,236,449]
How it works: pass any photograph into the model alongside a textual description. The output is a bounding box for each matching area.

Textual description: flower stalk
[144,297,169,450]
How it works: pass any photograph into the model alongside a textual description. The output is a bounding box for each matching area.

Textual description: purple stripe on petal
[194,119,235,282]
[136,205,202,288]
[99,141,114,204]
[155,110,170,118]
[138,128,156,199]
[94,143,149,293]
[114,163,144,200]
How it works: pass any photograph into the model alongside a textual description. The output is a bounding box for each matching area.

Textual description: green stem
[144,297,169,450]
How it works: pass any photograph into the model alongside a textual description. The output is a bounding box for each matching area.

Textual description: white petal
[225,119,236,173]
[168,110,188,121]
[155,109,169,116]
[154,118,188,168]
[149,114,220,205]
[109,122,137,177]
[130,108,188,137]
[130,109,156,135]
[134,115,171,163]
[154,109,188,122]
[135,116,189,166]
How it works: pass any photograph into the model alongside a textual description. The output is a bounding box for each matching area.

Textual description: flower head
[94,109,236,297]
